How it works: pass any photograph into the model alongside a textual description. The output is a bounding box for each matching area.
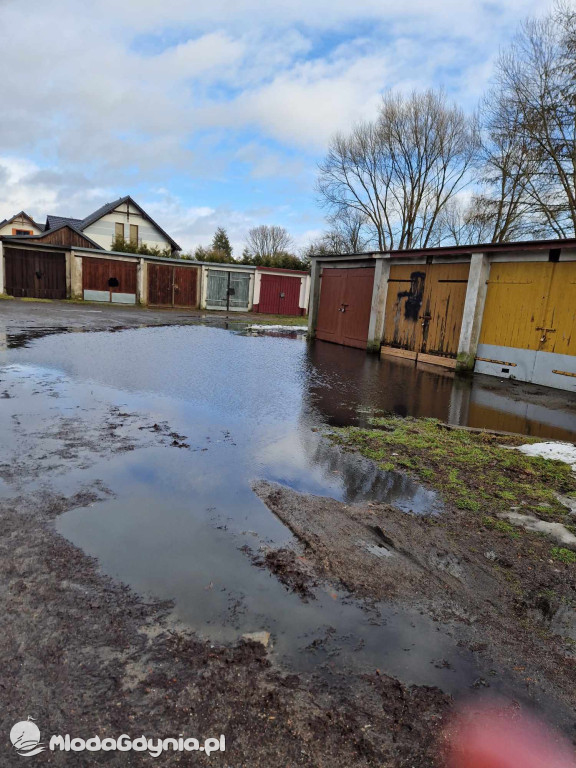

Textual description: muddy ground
[254,480,576,720]
[0,395,450,768]
[1,300,575,767]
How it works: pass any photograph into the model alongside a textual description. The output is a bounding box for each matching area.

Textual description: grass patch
[551,547,576,564]
[482,516,521,538]
[330,416,576,524]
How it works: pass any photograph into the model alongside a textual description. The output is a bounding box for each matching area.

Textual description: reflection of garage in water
[83,256,137,304]
[203,266,254,311]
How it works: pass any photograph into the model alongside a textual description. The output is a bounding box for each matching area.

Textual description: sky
[0,0,550,255]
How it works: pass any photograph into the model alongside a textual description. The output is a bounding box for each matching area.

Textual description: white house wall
[0,214,43,237]
[83,203,173,252]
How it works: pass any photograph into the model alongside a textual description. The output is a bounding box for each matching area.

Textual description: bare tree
[244,225,294,260]
[492,3,576,236]
[317,89,479,250]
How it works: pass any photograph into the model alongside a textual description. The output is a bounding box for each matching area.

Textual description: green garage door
[206,270,251,311]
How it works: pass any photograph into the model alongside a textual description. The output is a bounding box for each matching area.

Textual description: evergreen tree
[211,227,233,259]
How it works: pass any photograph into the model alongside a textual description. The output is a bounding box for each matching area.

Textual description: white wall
[0,213,43,237]
[83,202,174,252]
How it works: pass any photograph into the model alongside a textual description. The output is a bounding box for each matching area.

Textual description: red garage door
[83,257,137,304]
[148,263,199,308]
[316,266,375,349]
[258,274,302,316]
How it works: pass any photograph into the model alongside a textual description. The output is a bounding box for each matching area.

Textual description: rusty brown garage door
[316,266,375,349]
[4,247,66,299]
[83,257,137,304]
[148,263,198,308]
[381,262,469,367]
[258,273,302,315]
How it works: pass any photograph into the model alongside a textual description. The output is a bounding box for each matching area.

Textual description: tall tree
[317,89,479,250]
[244,225,293,260]
[491,3,576,236]
[211,227,233,259]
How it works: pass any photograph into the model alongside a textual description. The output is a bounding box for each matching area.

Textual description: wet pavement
[1,301,575,713]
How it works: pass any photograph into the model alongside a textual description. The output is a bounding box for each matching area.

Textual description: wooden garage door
[316,267,375,349]
[258,274,301,315]
[382,262,469,367]
[83,257,137,303]
[477,261,576,388]
[4,247,66,300]
[148,263,198,308]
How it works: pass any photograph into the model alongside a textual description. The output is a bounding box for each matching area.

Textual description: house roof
[0,210,44,231]
[46,195,181,251]
[45,215,83,230]
[2,222,104,250]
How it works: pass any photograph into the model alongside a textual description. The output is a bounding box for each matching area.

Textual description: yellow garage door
[477,261,576,389]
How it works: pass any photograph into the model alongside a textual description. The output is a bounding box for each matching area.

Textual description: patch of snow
[513,442,576,472]
[499,511,576,550]
[556,493,576,515]
[247,324,307,331]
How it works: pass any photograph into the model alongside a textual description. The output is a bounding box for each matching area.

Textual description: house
[0,211,44,237]
[43,196,181,254]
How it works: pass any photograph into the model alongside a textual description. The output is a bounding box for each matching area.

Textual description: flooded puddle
[1,322,574,712]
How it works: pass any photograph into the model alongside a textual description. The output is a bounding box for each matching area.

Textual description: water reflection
[304,340,576,440]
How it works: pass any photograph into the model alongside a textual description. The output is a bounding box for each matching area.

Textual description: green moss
[551,547,576,564]
[330,416,576,529]
[482,516,521,537]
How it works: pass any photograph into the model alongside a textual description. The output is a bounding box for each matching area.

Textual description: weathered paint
[4,246,67,300]
[382,262,469,365]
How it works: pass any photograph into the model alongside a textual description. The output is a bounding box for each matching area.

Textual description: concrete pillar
[367,257,390,352]
[70,251,83,300]
[0,241,4,295]
[137,258,146,305]
[307,259,321,339]
[456,252,490,371]
[65,250,72,299]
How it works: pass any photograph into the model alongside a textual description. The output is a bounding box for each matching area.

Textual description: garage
[315,266,375,349]
[475,260,576,390]
[255,269,307,316]
[381,262,470,368]
[148,262,199,308]
[204,267,253,311]
[4,246,67,300]
[83,256,137,304]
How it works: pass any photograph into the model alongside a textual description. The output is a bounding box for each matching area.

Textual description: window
[12,228,33,235]
[115,222,125,239]
[130,224,139,244]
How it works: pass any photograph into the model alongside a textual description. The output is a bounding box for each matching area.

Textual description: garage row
[0,244,310,316]
[308,241,576,392]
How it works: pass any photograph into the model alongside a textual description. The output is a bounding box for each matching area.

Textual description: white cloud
[0,0,556,249]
